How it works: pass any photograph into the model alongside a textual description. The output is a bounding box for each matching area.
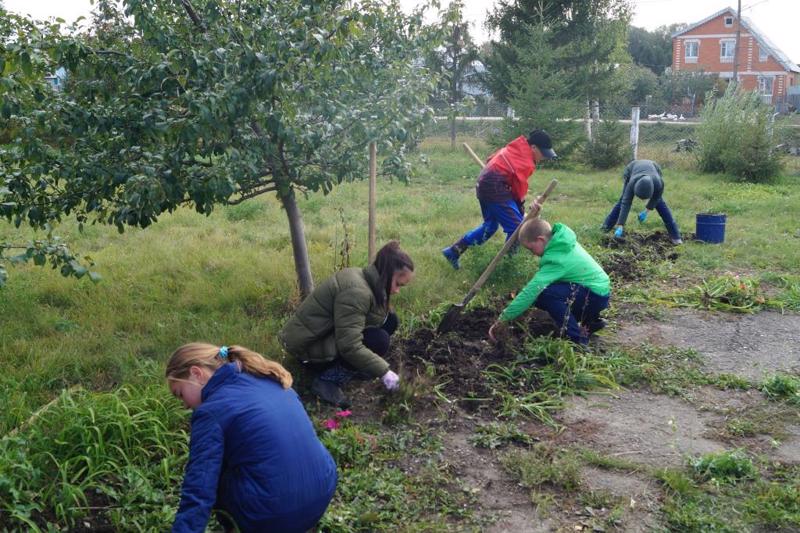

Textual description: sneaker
[442,246,461,270]
[587,318,607,335]
[311,378,351,408]
[671,237,683,245]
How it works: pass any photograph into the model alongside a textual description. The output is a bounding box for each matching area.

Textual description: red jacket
[484,136,536,202]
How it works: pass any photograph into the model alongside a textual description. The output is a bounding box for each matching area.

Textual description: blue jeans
[460,198,524,247]
[603,199,680,240]
[535,282,610,345]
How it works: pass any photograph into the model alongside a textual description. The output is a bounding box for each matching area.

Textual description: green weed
[483,337,619,427]
[689,450,757,484]
[501,444,582,493]
[577,448,644,473]
[761,374,800,405]
[671,273,768,313]
[469,421,535,450]
[317,422,481,531]
[657,460,800,531]
[744,481,800,529]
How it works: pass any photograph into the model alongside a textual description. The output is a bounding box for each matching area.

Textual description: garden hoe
[437,178,558,334]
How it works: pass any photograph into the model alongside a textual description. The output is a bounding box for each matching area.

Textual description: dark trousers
[317,312,398,385]
[535,282,610,345]
[603,198,680,240]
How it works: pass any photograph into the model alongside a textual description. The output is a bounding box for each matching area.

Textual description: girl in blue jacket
[166,343,337,533]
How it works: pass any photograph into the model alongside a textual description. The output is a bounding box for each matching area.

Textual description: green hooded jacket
[278,265,390,377]
[499,223,610,321]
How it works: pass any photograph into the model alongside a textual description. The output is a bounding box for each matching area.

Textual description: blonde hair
[166,343,293,389]
[519,218,552,247]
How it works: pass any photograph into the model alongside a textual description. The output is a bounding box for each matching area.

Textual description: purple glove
[381,370,400,390]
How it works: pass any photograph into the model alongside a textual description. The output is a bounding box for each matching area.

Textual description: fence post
[368,142,377,263]
[630,106,640,160]
[584,100,592,140]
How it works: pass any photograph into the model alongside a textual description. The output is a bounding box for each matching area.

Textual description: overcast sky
[5,0,800,62]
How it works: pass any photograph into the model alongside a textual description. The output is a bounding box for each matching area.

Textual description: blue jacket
[172,363,337,533]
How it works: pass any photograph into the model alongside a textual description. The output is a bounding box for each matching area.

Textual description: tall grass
[0,362,188,531]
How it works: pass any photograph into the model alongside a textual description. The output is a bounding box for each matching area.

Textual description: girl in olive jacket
[279,241,415,407]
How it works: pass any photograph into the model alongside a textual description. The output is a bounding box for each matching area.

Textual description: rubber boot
[442,240,467,270]
[311,377,351,408]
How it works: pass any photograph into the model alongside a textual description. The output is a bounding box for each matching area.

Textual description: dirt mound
[388,306,559,407]
[599,230,680,281]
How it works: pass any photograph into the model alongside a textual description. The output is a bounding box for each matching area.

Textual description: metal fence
[429,100,800,171]
[600,102,700,169]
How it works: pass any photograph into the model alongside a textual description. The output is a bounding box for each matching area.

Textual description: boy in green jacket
[489,218,611,345]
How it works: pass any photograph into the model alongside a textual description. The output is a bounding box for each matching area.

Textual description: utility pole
[732,0,741,84]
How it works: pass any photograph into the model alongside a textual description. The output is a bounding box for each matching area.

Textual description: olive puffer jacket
[279,265,390,377]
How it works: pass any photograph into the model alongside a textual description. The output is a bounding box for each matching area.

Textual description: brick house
[672,7,799,106]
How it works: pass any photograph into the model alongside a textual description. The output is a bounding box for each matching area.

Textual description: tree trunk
[278,188,314,299]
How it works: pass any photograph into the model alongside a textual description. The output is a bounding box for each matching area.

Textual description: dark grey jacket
[616,159,665,226]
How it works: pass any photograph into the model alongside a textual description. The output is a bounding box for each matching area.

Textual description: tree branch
[227,183,277,204]
[178,0,206,31]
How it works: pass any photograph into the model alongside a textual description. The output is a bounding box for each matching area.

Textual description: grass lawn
[1,136,799,531]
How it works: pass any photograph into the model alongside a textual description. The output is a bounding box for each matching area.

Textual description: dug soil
[389,305,559,409]
[599,230,681,281]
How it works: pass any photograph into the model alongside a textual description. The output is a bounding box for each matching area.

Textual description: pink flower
[323,418,340,430]
[335,410,352,418]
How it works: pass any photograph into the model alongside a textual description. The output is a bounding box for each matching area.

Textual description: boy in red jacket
[442,130,557,269]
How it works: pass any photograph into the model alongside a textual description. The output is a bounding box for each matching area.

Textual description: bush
[696,85,785,182]
[583,119,629,169]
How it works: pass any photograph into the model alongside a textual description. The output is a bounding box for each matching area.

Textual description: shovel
[437,178,558,334]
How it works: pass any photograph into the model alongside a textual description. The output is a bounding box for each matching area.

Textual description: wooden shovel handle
[463,142,486,168]
[459,179,558,306]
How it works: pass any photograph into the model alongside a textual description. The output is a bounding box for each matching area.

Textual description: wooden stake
[368,142,377,263]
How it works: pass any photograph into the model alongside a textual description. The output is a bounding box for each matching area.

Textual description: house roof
[672,7,800,74]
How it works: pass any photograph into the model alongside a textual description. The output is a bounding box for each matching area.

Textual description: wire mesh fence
[425,99,800,174]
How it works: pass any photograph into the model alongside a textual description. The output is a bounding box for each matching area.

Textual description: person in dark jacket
[441,129,557,269]
[279,241,415,408]
[167,343,337,533]
[602,159,682,244]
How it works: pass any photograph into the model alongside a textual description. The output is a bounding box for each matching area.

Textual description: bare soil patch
[615,308,800,381]
[438,425,555,533]
[559,390,727,468]
[580,467,662,533]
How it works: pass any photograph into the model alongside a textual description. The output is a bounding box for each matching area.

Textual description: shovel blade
[436,303,465,335]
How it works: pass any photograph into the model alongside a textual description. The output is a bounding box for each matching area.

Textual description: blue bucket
[696,213,726,243]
